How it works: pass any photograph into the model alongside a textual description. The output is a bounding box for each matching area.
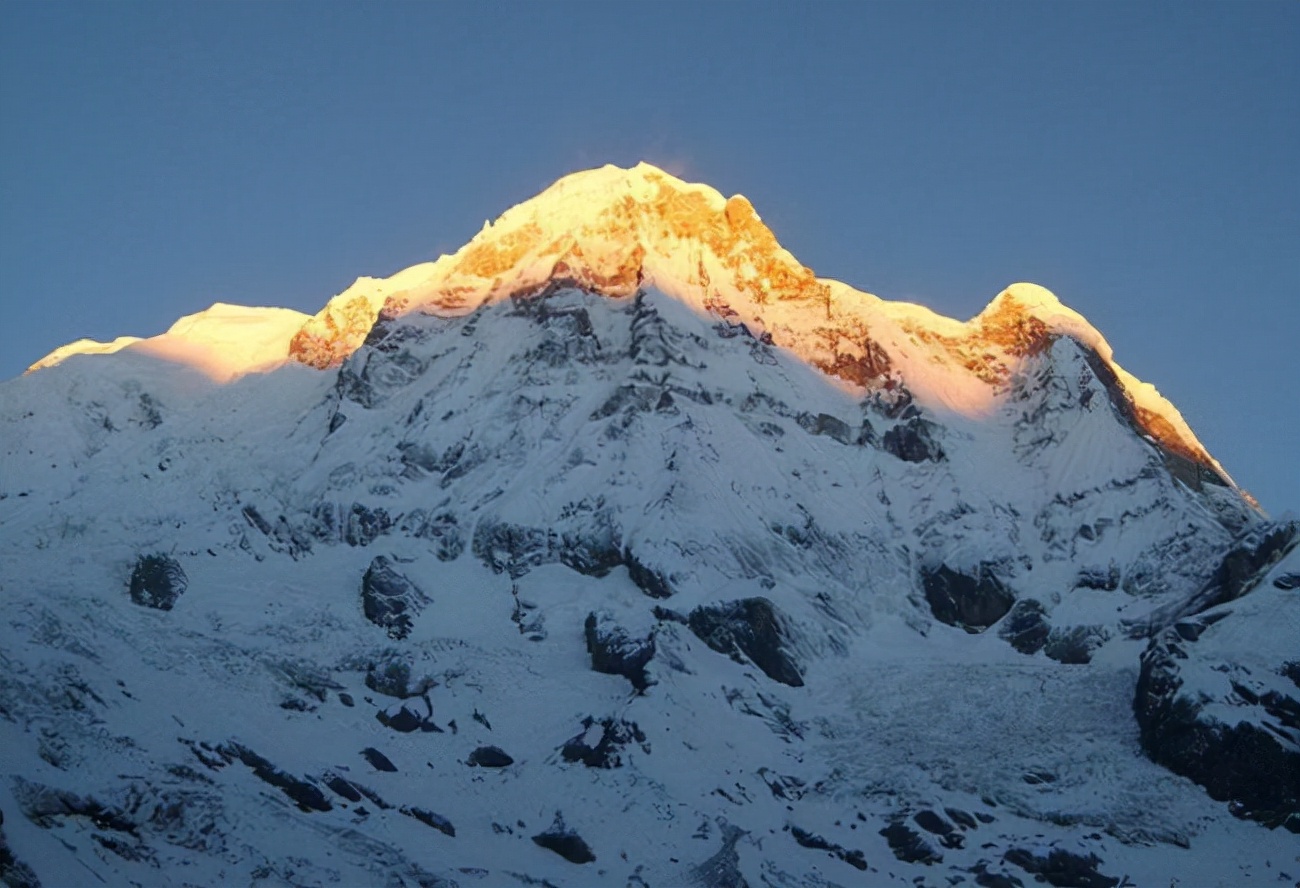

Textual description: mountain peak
[287,161,824,368]
[28,163,1231,488]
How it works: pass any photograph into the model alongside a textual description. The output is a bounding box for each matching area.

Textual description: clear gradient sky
[1,2,1296,512]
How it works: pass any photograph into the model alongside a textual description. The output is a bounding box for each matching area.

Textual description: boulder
[466,746,514,768]
[128,554,187,610]
[532,813,595,864]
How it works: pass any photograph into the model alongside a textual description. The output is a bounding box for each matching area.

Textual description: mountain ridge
[30,162,1234,497]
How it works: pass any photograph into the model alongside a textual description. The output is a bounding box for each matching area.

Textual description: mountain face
[1,164,1296,887]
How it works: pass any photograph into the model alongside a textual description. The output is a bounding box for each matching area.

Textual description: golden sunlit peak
[27,164,1230,487]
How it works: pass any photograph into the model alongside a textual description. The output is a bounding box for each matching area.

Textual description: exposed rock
[795,412,853,445]
[879,821,941,865]
[1003,847,1118,888]
[1044,625,1109,665]
[473,508,622,580]
[584,611,655,692]
[13,778,136,834]
[532,813,595,864]
[687,598,803,687]
[466,746,513,768]
[560,717,649,768]
[1143,520,1299,633]
[215,742,331,812]
[998,599,1050,654]
[624,546,674,599]
[363,652,433,699]
[402,806,455,837]
[377,697,439,733]
[882,417,945,462]
[1075,563,1120,591]
[128,554,187,611]
[361,556,429,640]
[789,824,868,870]
[913,809,964,849]
[1275,572,1300,590]
[921,563,1015,632]
[1135,598,1300,829]
[345,504,393,547]
[0,810,42,888]
[361,747,398,772]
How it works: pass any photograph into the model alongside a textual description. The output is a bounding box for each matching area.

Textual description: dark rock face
[361,556,429,640]
[913,809,964,849]
[789,824,867,870]
[1135,611,1300,830]
[361,747,398,772]
[921,564,1015,632]
[998,599,1050,654]
[345,504,393,547]
[1003,848,1118,888]
[402,806,455,837]
[1275,573,1300,590]
[0,812,40,888]
[1150,520,1299,631]
[560,717,649,769]
[1043,625,1109,665]
[531,814,595,864]
[216,743,331,813]
[882,417,945,462]
[796,412,854,445]
[364,653,433,699]
[473,512,623,580]
[1075,564,1120,591]
[584,612,656,692]
[377,697,439,733]
[624,547,674,599]
[466,746,514,768]
[128,554,187,610]
[879,821,941,865]
[687,598,803,687]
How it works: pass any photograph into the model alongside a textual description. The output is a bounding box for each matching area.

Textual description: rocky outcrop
[1043,625,1109,665]
[624,546,674,599]
[473,510,622,579]
[531,813,595,864]
[361,556,429,640]
[560,717,649,769]
[128,554,187,610]
[215,743,332,813]
[688,598,803,687]
[584,612,655,692]
[921,564,1014,632]
[1134,591,1300,831]
[882,417,945,462]
[466,746,514,768]
[998,599,1050,654]
[1003,847,1117,888]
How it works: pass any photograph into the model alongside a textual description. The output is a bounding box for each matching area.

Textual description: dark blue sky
[2,2,1296,511]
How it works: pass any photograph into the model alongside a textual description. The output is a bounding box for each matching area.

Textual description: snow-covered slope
[2,164,1296,887]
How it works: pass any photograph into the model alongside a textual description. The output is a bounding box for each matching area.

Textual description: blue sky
[2,2,1296,512]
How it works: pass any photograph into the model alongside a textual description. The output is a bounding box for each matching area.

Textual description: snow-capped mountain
[1,163,1295,888]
